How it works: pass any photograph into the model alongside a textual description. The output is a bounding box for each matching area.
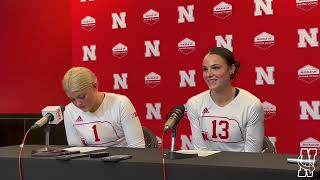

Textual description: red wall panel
[71,0,320,154]
[0,0,72,113]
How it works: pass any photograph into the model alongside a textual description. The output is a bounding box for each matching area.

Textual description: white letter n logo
[298,148,317,177]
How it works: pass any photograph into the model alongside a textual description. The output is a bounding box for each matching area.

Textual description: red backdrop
[71,0,320,154]
[0,0,71,113]
[1,0,319,154]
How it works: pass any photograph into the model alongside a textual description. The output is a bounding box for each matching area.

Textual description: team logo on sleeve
[81,16,96,31]
[145,72,161,88]
[143,9,160,26]
[262,101,276,120]
[213,1,232,19]
[112,43,128,59]
[254,32,275,50]
[298,65,319,84]
[296,0,318,11]
[178,38,196,55]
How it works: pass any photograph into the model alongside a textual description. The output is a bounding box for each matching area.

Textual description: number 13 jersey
[186,88,264,152]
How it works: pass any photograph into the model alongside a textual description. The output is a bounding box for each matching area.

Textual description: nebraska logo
[112,43,128,59]
[145,72,161,88]
[296,0,318,11]
[178,38,196,55]
[213,1,232,19]
[298,65,319,84]
[262,101,276,120]
[81,16,96,31]
[297,148,317,177]
[254,32,275,50]
[143,9,160,26]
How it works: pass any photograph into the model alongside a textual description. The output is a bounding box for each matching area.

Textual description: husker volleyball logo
[254,32,275,50]
[143,9,160,26]
[145,72,161,88]
[296,0,318,11]
[112,43,128,59]
[178,38,196,55]
[81,16,96,31]
[262,101,277,120]
[298,65,319,84]
[213,1,232,19]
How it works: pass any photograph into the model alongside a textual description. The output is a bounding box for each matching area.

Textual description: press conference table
[0,145,318,180]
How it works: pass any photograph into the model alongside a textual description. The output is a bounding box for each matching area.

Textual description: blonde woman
[62,67,145,148]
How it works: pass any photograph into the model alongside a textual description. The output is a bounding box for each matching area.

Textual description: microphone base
[31,146,64,157]
[164,151,198,160]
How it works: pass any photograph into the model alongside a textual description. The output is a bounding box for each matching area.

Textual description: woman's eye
[210,65,221,70]
[78,95,86,99]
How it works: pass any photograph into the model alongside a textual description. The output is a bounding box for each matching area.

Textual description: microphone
[163,105,185,134]
[30,106,64,130]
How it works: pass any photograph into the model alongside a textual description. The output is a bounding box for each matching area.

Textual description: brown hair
[205,47,240,79]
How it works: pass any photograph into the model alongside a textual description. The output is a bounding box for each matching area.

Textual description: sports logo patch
[81,16,96,31]
[178,38,196,55]
[112,43,128,59]
[145,72,161,88]
[254,32,275,50]
[213,1,232,19]
[143,9,160,26]
[298,65,319,84]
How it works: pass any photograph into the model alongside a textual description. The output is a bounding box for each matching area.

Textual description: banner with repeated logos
[72,0,320,154]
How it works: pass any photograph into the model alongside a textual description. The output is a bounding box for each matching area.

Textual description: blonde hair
[62,67,97,93]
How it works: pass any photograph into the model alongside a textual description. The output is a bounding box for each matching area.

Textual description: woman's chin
[207,84,218,90]
[79,107,89,112]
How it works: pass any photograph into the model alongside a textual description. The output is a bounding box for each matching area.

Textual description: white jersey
[64,93,145,148]
[186,88,264,152]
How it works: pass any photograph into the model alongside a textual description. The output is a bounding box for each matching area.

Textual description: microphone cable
[161,132,167,180]
[18,127,32,180]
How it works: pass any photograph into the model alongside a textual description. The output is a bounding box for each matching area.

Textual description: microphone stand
[31,124,63,157]
[164,126,197,160]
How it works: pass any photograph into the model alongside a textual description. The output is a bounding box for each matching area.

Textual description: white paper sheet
[175,150,220,157]
[63,146,107,153]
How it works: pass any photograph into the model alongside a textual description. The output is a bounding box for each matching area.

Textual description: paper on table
[63,147,107,153]
[175,150,220,157]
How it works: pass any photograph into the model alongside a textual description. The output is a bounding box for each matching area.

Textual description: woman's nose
[75,99,83,106]
[205,69,214,77]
